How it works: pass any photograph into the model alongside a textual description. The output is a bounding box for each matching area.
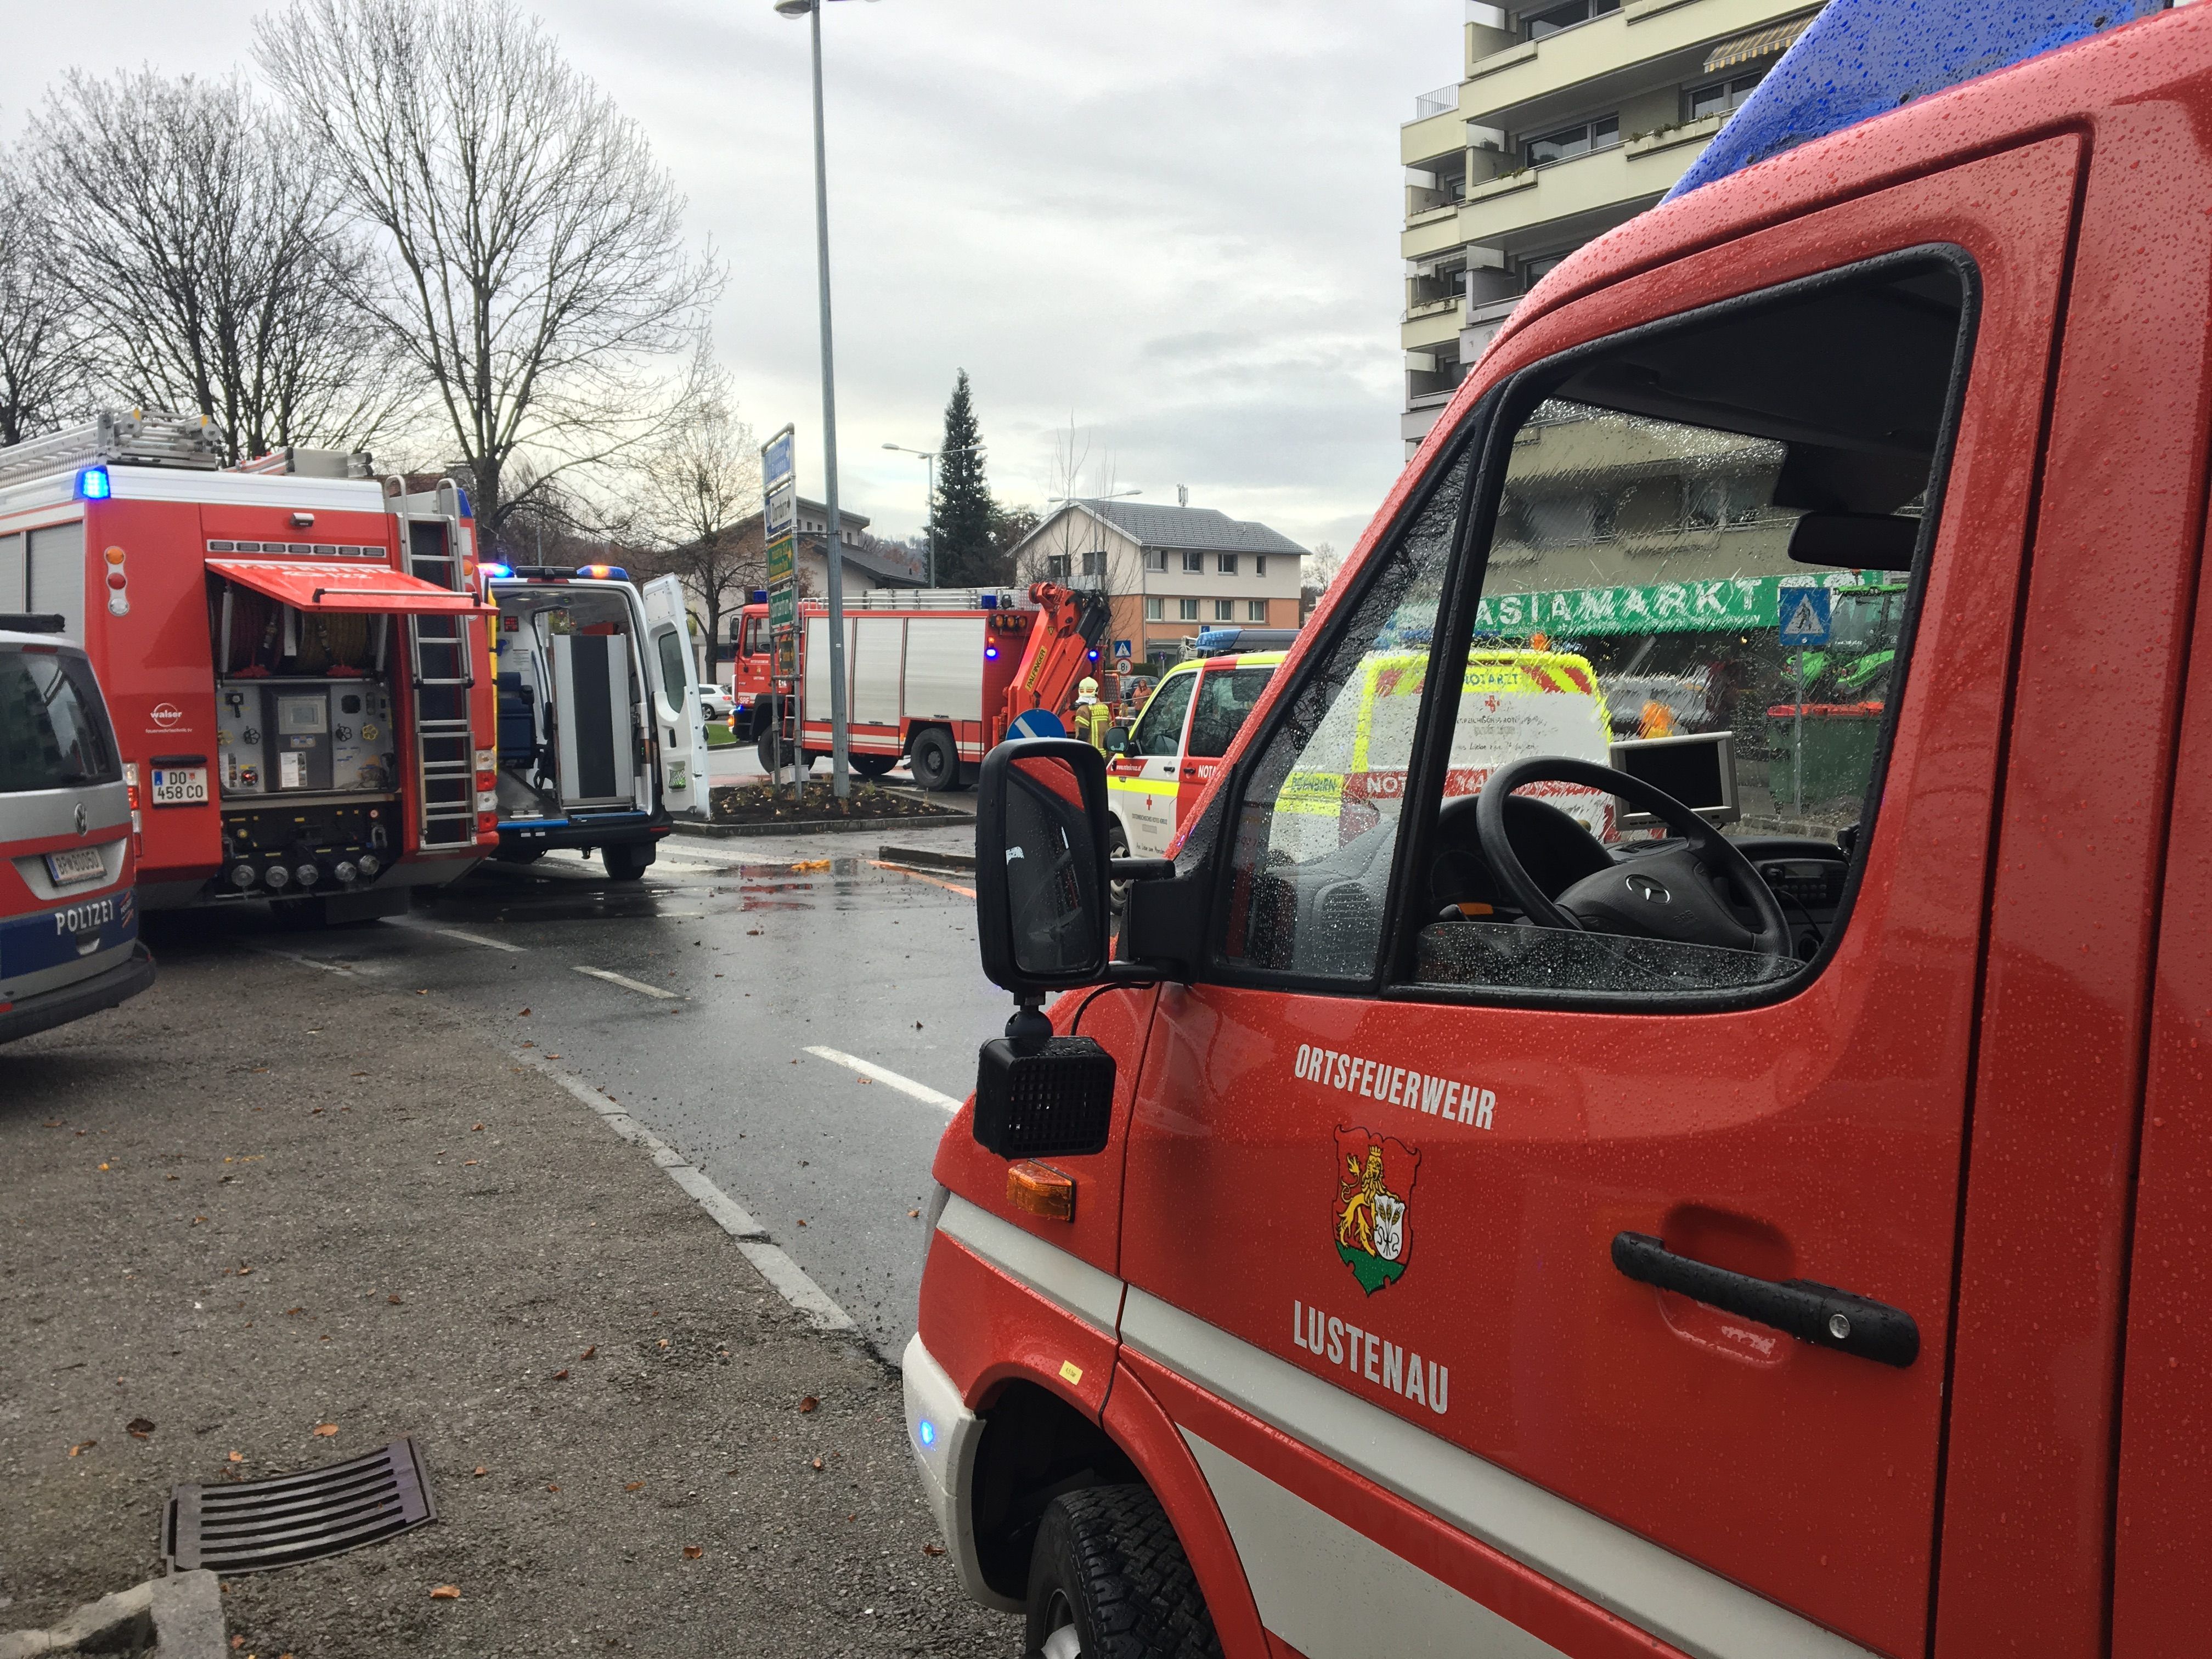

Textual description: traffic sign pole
[1778,583,1835,822]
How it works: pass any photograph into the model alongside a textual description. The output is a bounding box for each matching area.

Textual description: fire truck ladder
[0,409,225,488]
[394,479,478,849]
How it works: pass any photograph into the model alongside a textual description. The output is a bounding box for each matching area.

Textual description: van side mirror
[975,738,1113,994]
[1104,725,1128,755]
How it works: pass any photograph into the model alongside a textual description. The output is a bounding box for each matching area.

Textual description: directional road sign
[1008,709,1067,740]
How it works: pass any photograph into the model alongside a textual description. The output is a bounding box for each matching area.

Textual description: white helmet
[1078,676,1099,696]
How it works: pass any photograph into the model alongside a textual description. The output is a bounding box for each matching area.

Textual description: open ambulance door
[641,575,712,820]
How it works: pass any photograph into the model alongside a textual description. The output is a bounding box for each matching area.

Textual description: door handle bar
[1610,1232,1919,1368]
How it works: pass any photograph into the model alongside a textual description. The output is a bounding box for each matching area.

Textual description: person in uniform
[1071,676,1111,751]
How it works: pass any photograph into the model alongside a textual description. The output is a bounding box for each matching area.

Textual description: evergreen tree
[932,369,1002,585]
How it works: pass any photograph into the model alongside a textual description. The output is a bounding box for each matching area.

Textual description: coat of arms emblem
[1333,1126,1420,1295]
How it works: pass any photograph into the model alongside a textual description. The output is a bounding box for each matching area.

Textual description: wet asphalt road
[144,815,999,1356]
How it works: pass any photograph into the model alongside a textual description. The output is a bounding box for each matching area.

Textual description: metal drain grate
[165,1437,437,1572]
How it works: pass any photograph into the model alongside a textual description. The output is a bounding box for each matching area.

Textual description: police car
[1,614,154,1043]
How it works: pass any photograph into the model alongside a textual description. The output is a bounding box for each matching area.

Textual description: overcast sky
[1,0,1460,555]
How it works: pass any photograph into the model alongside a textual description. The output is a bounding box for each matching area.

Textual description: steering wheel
[1472,756,1790,957]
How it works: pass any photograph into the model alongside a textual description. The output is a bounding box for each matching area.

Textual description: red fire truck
[908,3,2212,1656]
[0,412,498,924]
[725,583,1110,790]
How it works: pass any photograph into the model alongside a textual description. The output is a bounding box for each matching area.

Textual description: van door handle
[1610,1232,1918,1368]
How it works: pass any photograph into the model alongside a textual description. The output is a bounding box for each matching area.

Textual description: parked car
[1,614,155,1043]
[699,683,737,723]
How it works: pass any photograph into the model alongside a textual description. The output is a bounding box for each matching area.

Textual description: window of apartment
[1247,599,1268,623]
[1521,0,1617,41]
[1218,553,1239,575]
[1178,597,1200,621]
[1522,251,1569,291]
[1182,550,1205,573]
[1525,115,1618,169]
[1255,556,1268,578]
[1082,548,1107,577]
[1144,549,1168,573]
[1046,552,1073,580]
[1214,600,1235,622]
[1688,71,1765,122]
[1144,596,1164,621]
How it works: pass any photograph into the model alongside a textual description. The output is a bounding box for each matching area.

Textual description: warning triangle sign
[1783,595,1823,637]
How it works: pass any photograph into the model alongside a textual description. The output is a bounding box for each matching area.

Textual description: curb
[0,1570,223,1658]
[875,844,977,872]
[679,813,974,839]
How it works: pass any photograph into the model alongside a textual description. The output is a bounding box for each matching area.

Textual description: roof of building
[1043,499,1308,557]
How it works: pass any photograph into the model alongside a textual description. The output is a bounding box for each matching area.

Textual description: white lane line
[511,1048,855,1334]
[435,927,524,953]
[251,946,375,977]
[573,966,679,999]
[804,1045,962,1113]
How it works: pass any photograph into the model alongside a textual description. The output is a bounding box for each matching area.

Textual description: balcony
[1454,126,1712,246]
[1464,0,1820,121]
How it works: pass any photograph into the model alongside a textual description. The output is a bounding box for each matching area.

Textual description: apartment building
[1007,500,1306,672]
[1401,0,1822,452]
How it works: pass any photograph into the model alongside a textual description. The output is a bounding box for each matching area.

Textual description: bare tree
[0,146,89,447]
[26,70,403,462]
[257,0,723,533]
[634,383,761,659]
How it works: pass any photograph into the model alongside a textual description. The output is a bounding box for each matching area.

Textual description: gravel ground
[0,948,1016,1658]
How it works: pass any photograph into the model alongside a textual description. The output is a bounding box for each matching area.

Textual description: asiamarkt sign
[1474,572,1860,638]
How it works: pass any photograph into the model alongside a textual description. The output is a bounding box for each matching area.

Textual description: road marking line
[804,1045,962,1113]
[866,859,975,899]
[573,966,679,999]
[510,1048,855,1334]
[435,927,524,953]
[251,946,373,977]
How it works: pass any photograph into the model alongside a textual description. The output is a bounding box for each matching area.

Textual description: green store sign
[1475,574,1837,637]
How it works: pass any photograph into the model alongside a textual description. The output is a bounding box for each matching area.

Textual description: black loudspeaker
[973,1035,1116,1159]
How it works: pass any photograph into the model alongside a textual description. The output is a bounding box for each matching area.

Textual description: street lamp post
[882,441,977,588]
[774,0,867,798]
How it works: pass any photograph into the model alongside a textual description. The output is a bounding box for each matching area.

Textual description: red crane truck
[907,2,2212,1657]
[725,583,1110,790]
[0,413,498,925]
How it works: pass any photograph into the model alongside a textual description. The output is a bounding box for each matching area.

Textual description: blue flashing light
[481,562,514,580]
[455,487,474,520]
[984,645,1000,660]
[917,1419,938,1449]
[1666,0,2162,202]
[76,466,111,501]
[579,563,630,581]
[1087,648,1099,661]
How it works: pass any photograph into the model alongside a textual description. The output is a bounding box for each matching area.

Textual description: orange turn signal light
[1006,1160,1075,1223]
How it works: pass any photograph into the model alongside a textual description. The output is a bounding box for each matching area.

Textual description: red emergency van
[905,7,2212,1656]
[0,415,498,923]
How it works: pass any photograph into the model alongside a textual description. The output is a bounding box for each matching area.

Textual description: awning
[1704,10,1819,74]
[208,559,491,616]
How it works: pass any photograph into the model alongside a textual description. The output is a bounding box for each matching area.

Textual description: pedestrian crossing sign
[1779,586,1833,646]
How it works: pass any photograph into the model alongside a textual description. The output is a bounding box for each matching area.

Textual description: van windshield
[0,646,120,793]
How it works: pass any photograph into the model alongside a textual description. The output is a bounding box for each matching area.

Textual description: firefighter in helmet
[1071,676,1111,752]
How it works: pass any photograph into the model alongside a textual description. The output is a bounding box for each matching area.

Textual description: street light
[882,440,978,586]
[774,0,875,799]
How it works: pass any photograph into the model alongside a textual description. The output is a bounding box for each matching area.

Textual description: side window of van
[1220,257,1971,1000]
[1128,670,1196,758]
[1184,665,1274,760]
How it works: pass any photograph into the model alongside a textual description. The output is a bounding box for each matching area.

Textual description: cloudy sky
[2,0,1461,554]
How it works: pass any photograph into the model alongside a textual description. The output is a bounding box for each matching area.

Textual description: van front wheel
[1024,1483,1220,1659]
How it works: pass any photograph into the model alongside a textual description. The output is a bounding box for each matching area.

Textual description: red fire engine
[0,412,499,924]
[724,583,1110,790]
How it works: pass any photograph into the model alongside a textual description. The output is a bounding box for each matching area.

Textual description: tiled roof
[1064,500,1307,556]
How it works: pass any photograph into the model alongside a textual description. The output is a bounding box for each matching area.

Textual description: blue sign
[1778,586,1833,647]
[1008,709,1066,740]
[1113,639,1132,659]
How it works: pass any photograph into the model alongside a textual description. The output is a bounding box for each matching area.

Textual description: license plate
[46,846,106,886]
[149,766,208,806]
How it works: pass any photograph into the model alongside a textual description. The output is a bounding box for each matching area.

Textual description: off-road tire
[1023,1483,1220,1659]
[602,843,654,882]
[910,726,960,792]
